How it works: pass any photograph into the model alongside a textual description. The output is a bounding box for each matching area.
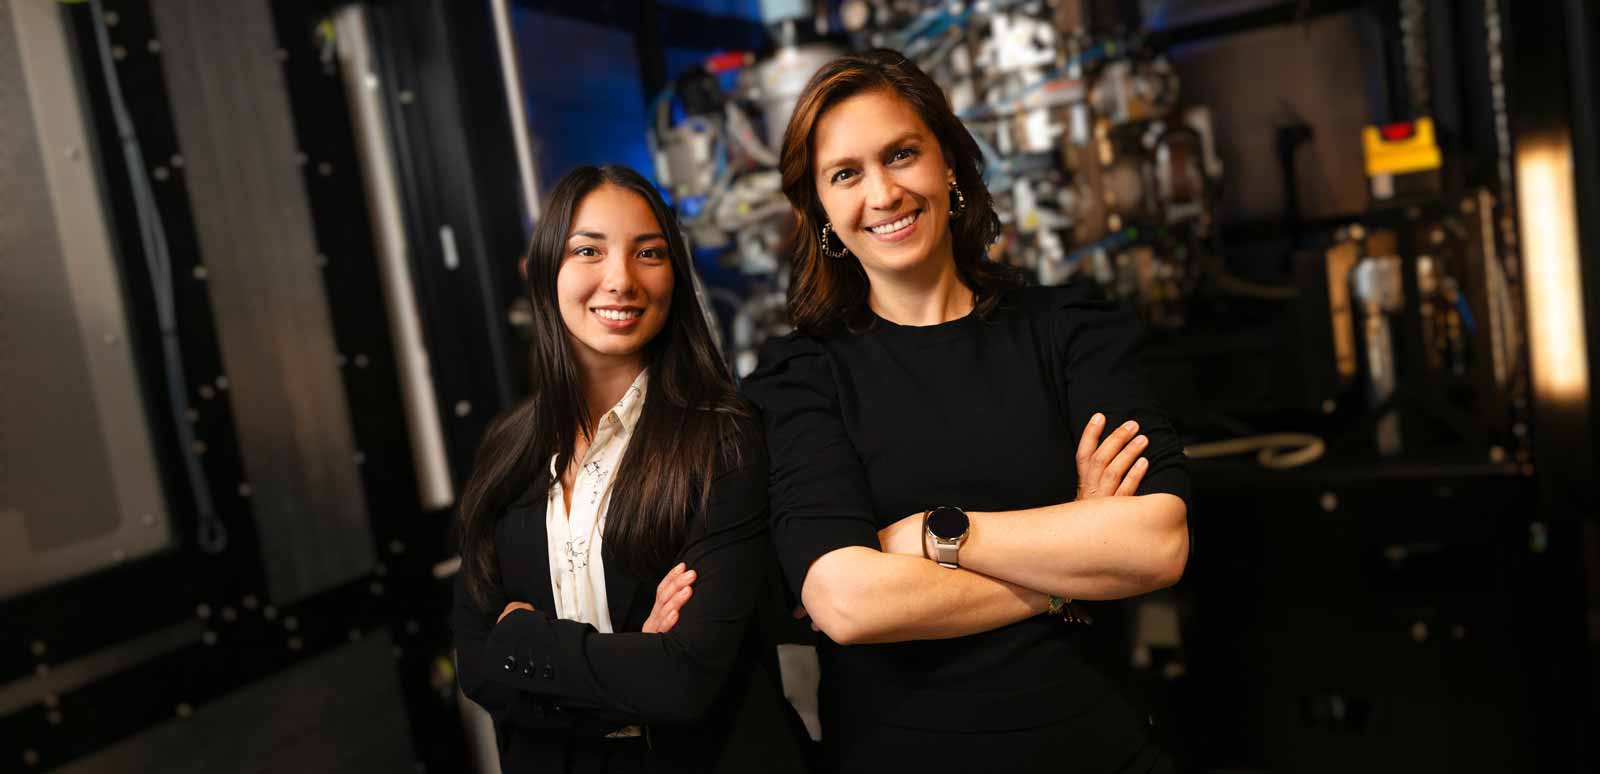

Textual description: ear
[518,256,529,281]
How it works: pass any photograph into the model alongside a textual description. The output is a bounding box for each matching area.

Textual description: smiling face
[812,89,956,281]
[555,184,675,373]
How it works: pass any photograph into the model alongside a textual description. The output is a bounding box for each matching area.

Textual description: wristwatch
[923,506,970,569]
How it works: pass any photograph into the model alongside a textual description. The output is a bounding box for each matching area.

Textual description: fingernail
[1092,413,1104,425]
[1135,435,1148,445]
[1124,421,1138,431]
[1137,457,1148,466]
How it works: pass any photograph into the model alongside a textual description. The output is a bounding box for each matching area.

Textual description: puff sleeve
[1049,285,1191,505]
[741,334,882,597]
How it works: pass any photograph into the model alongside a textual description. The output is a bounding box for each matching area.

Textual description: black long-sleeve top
[742,283,1190,770]
[450,417,806,773]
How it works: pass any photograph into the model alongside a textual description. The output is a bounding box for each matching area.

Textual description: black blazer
[451,421,808,774]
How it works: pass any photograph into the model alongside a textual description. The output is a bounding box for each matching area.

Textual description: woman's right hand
[497,601,535,624]
[641,562,697,634]
[1074,412,1149,499]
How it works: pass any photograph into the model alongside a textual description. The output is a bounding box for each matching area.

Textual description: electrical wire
[723,102,778,168]
[645,84,676,184]
[1184,433,1326,469]
[1207,264,1302,300]
[686,260,726,362]
[89,0,226,553]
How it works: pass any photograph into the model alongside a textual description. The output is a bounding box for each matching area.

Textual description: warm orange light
[1515,133,1591,406]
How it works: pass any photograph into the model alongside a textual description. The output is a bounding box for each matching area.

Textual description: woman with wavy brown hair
[741,50,1191,772]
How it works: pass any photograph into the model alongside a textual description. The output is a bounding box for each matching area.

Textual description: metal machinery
[857,0,1224,329]
[647,0,1539,469]
[649,9,843,376]
[653,1,1227,376]
[650,1,1325,457]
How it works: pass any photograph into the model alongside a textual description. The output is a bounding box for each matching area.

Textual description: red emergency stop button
[1380,122,1416,142]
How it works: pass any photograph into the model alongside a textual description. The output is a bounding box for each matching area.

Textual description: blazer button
[541,664,555,680]
[521,663,535,677]
[502,656,517,672]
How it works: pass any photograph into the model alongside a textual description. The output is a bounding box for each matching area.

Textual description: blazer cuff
[482,608,600,706]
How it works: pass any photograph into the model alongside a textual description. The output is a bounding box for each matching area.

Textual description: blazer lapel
[601,547,642,631]
[503,505,557,614]
[508,497,643,629]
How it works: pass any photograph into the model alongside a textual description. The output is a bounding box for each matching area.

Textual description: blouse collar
[544,368,650,482]
[605,368,649,435]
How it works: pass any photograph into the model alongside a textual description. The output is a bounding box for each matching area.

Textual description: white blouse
[544,368,648,635]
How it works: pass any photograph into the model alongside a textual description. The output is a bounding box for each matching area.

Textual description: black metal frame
[1153,0,1594,770]
[1503,0,1600,766]
[0,1,487,769]
[365,0,530,477]
[1153,0,1368,50]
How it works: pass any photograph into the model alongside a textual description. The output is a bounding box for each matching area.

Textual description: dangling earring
[948,175,967,217]
[819,221,848,259]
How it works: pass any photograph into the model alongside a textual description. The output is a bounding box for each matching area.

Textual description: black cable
[89,0,226,553]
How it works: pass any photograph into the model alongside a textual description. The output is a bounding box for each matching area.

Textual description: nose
[599,251,638,297]
[863,168,903,212]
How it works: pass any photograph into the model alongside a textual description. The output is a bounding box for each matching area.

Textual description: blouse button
[541,664,555,680]
[502,656,517,672]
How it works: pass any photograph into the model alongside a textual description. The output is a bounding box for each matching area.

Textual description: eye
[637,246,667,262]
[890,147,918,164]
[571,245,601,259]
[829,168,856,185]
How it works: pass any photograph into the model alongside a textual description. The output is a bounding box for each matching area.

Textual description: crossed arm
[800,414,1189,646]
[452,450,772,729]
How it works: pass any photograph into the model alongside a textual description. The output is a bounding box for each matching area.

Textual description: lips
[591,306,644,329]
[863,209,922,243]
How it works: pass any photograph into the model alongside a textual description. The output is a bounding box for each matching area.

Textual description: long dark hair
[779,49,1021,335]
[456,164,744,609]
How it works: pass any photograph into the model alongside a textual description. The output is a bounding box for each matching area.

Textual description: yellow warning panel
[1363,118,1443,177]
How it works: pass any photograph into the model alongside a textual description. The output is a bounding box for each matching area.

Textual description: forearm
[480,610,746,726]
[958,493,1188,600]
[802,547,1049,645]
[453,585,610,730]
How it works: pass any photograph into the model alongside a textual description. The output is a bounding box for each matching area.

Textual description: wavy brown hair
[455,165,745,610]
[778,49,1020,335]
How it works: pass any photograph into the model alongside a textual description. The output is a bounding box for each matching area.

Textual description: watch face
[926,507,969,540]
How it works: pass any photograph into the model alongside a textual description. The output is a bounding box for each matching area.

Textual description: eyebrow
[567,231,668,243]
[818,131,924,174]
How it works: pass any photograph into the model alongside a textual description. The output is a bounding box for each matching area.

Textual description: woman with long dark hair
[742,51,1190,771]
[452,165,805,773]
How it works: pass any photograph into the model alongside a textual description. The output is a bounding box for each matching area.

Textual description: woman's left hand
[878,512,926,557]
[1075,413,1149,499]
[641,562,696,634]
